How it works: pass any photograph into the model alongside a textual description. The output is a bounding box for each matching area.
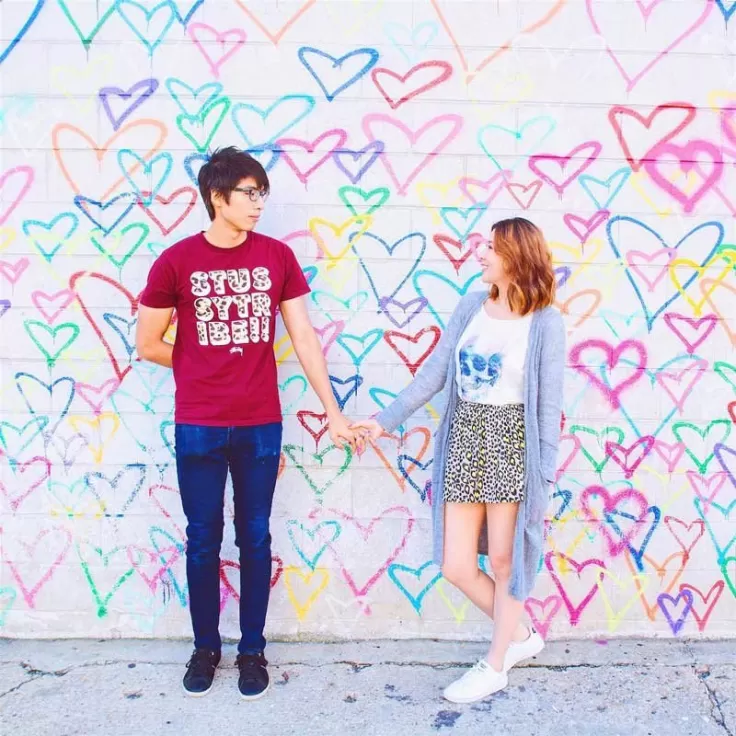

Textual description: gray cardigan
[376,290,566,601]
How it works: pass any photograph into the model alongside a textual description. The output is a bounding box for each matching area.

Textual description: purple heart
[332,141,384,184]
[555,266,572,290]
[0,299,10,318]
[657,589,693,635]
[99,79,159,131]
[379,296,428,329]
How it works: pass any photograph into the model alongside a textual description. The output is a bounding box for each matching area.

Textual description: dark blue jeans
[175,422,282,655]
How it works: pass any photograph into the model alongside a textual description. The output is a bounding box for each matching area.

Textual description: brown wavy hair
[488,217,556,315]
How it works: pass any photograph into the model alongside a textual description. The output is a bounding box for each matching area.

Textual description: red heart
[219,555,284,609]
[728,400,736,424]
[608,102,696,172]
[505,179,543,209]
[70,271,140,382]
[371,61,453,110]
[138,186,198,236]
[384,327,441,376]
[297,411,329,446]
[678,581,725,632]
[432,233,483,273]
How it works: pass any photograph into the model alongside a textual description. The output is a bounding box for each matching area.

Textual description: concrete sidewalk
[0,638,733,736]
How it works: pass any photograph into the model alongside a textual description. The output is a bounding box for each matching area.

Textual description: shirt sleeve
[280,244,311,302]
[139,253,177,308]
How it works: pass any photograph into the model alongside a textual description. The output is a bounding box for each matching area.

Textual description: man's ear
[210,189,224,212]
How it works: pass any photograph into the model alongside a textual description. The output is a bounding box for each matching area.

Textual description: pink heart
[604,437,655,478]
[626,248,675,291]
[563,209,610,244]
[362,113,463,195]
[127,544,180,594]
[187,23,246,78]
[569,338,647,409]
[524,595,562,639]
[529,141,602,194]
[580,485,650,556]
[0,258,30,284]
[314,506,414,598]
[31,289,75,324]
[0,166,34,225]
[685,472,729,514]
[545,551,606,627]
[643,140,723,214]
[276,129,348,184]
[652,440,686,473]
[663,313,717,354]
[0,456,51,513]
[457,170,511,206]
[75,378,121,415]
[655,359,707,412]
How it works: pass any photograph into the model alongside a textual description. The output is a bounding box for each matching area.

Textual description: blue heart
[397,454,433,501]
[412,270,482,328]
[116,0,176,54]
[286,520,340,570]
[23,212,79,262]
[231,94,315,149]
[165,78,223,117]
[329,374,364,411]
[119,149,173,204]
[439,203,488,241]
[104,313,137,358]
[579,167,631,210]
[335,329,384,367]
[383,21,439,64]
[169,0,203,24]
[74,193,136,234]
[332,141,385,184]
[388,561,441,614]
[605,505,661,572]
[85,463,146,518]
[351,231,426,305]
[716,0,736,21]
[297,46,379,101]
[0,0,45,65]
[606,216,724,330]
[14,373,75,437]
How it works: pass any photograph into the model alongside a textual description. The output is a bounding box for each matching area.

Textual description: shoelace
[238,655,266,681]
[188,650,217,673]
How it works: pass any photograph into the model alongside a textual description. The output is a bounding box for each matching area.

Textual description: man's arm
[279,296,355,451]
[136,305,175,368]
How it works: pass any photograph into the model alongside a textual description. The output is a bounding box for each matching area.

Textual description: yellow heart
[628,170,676,216]
[545,511,591,568]
[318,255,360,295]
[633,466,686,515]
[595,571,649,633]
[548,237,604,287]
[416,177,465,225]
[284,566,329,620]
[68,412,120,464]
[0,227,16,253]
[323,0,385,37]
[274,334,295,366]
[706,89,736,112]
[50,55,114,115]
[436,579,471,623]
[309,215,371,264]
[669,253,732,317]
[467,73,535,124]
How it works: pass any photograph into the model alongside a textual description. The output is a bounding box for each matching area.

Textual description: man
[136,146,356,699]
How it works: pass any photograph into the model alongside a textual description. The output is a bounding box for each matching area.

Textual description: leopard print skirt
[443,399,525,504]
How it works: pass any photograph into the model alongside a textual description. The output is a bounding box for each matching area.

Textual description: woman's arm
[538,311,567,483]
[373,302,469,434]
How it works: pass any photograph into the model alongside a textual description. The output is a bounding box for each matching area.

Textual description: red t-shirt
[139,231,311,426]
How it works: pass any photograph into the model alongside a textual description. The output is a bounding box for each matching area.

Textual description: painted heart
[298,46,379,101]
[678,581,725,631]
[99,79,159,131]
[371,61,453,110]
[388,561,441,613]
[282,444,353,502]
[0,455,51,512]
[231,94,315,149]
[580,485,650,556]
[287,520,340,570]
[363,113,463,195]
[332,141,385,184]
[0,0,44,64]
[383,327,440,376]
[188,23,246,77]
[529,142,602,195]
[277,130,349,184]
[232,0,316,44]
[545,551,606,627]
[0,166,34,225]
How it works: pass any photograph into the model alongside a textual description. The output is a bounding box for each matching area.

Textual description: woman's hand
[350,419,385,453]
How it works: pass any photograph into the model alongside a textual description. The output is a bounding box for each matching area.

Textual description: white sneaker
[443,659,508,704]
[503,626,545,671]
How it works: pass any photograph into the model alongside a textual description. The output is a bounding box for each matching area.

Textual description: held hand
[349,419,385,449]
[327,413,356,452]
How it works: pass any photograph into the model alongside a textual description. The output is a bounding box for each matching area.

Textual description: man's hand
[328,413,357,452]
[349,419,385,454]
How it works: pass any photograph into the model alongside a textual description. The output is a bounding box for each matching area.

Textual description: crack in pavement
[696,669,733,736]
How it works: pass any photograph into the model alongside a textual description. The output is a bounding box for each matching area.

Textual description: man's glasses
[233,187,269,203]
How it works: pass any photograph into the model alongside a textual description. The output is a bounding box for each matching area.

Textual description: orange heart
[52,120,167,201]
[556,289,602,333]
[701,278,736,345]
[233,0,316,44]
[625,550,688,621]
[431,0,567,83]
[369,428,432,492]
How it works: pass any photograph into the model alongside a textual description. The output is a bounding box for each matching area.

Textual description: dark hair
[489,217,556,315]
[197,146,270,220]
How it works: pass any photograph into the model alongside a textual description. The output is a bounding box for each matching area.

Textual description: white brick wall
[0,0,734,641]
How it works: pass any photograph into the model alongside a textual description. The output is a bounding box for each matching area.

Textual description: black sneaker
[236,652,270,700]
[182,648,221,696]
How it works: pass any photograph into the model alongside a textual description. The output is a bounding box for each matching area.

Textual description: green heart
[569,425,625,474]
[279,375,308,414]
[715,361,736,394]
[176,97,231,153]
[311,291,369,322]
[91,222,150,269]
[282,443,353,504]
[672,419,732,474]
[338,186,390,216]
[23,321,79,368]
[720,556,736,599]
[76,544,135,618]
[0,417,49,456]
[57,0,117,47]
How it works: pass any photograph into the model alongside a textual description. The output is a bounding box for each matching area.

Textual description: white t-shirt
[455,305,532,405]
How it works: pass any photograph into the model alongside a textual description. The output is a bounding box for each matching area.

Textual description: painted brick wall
[0,0,734,641]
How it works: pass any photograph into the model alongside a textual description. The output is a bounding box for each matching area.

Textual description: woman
[352,217,566,704]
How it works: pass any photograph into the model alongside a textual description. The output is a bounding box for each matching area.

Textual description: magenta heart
[580,485,650,556]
